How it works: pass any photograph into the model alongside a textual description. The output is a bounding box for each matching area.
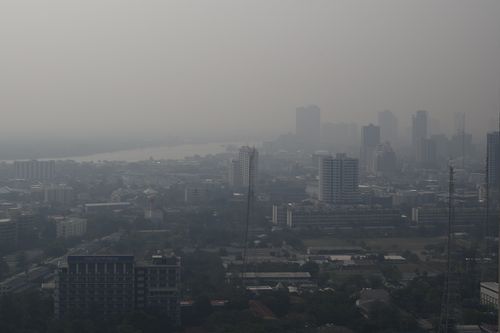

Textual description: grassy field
[303,236,445,255]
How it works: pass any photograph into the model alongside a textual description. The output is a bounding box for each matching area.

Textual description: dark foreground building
[54,254,181,324]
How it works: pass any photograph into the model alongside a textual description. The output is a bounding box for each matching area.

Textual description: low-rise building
[44,184,74,206]
[55,254,181,324]
[227,272,313,287]
[480,282,498,309]
[84,202,131,215]
[280,203,402,229]
[55,217,87,239]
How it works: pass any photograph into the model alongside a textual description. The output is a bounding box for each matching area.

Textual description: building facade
[319,154,359,205]
[14,160,56,181]
[284,204,401,229]
[55,217,87,239]
[361,124,381,174]
[55,255,181,324]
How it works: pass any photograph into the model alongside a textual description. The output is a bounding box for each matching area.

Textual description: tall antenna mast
[462,114,466,169]
[241,148,256,287]
[439,165,456,333]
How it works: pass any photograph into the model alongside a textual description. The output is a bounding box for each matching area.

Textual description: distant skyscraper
[14,160,56,181]
[416,138,437,168]
[361,124,380,174]
[487,132,500,189]
[239,146,258,188]
[412,110,428,159]
[319,153,359,205]
[229,146,258,188]
[296,105,321,150]
[377,110,398,145]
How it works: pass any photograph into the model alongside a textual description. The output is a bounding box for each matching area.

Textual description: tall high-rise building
[416,138,437,169]
[296,105,321,150]
[377,110,398,145]
[239,146,258,188]
[14,160,56,181]
[361,124,380,174]
[55,254,181,324]
[228,146,258,188]
[319,153,359,205]
[487,132,500,189]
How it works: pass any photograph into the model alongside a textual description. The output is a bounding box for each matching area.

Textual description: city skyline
[0,1,499,141]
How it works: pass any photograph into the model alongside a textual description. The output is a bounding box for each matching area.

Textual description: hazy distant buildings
[412,110,428,159]
[14,160,56,181]
[229,146,258,189]
[360,124,380,174]
[319,153,359,205]
[378,110,398,145]
[296,105,321,150]
[416,138,437,168]
[487,132,500,189]
[55,217,87,239]
[44,184,74,206]
[374,143,397,175]
[228,159,242,187]
[277,204,401,229]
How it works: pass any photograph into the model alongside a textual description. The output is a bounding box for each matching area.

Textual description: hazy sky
[1,0,499,140]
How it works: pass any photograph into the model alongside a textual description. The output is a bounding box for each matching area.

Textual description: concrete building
[272,204,288,225]
[319,154,359,205]
[55,217,87,239]
[361,124,381,174]
[281,204,402,229]
[55,254,181,324]
[411,207,497,230]
[44,184,74,206]
[135,255,181,324]
[14,160,56,181]
[239,146,258,188]
[296,105,321,151]
[378,110,398,146]
[229,146,258,189]
[480,282,498,309]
